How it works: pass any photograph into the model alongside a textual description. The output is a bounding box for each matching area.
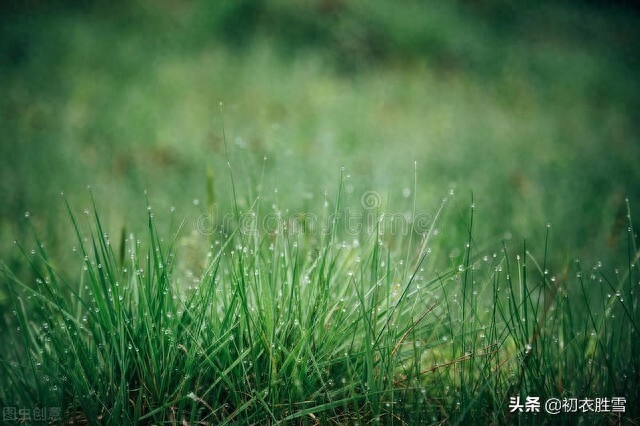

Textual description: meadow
[1,1,640,424]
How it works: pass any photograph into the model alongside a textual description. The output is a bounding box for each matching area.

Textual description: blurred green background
[1,0,639,275]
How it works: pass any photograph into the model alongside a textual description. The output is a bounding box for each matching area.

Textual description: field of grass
[1,0,640,424]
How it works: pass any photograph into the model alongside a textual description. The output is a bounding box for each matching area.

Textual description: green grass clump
[2,2,639,423]
[1,179,638,424]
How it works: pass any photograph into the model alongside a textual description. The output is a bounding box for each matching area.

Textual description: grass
[1,166,638,423]
[2,1,640,424]
[2,0,639,267]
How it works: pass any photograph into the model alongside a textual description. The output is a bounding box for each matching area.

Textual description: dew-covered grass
[2,1,640,424]
[1,168,638,424]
